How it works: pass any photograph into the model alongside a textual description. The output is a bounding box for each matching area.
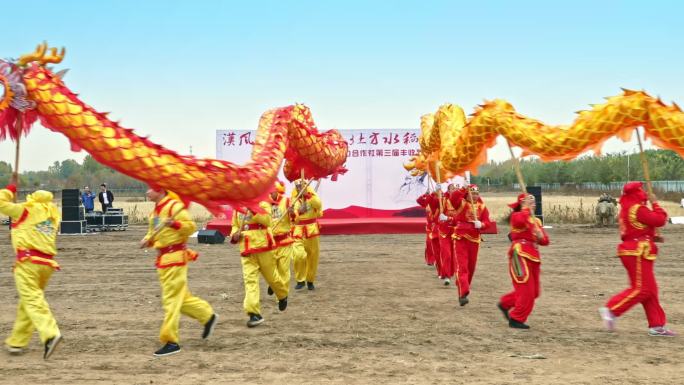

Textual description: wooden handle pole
[507,140,527,194]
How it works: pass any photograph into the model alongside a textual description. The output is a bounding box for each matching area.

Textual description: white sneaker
[599,307,615,331]
[648,326,676,337]
[7,346,25,355]
[443,278,451,286]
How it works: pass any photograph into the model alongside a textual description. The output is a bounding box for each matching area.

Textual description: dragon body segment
[0,44,348,213]
[406,91,684,178]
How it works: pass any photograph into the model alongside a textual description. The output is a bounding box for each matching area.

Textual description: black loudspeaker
[198,229,225,244]
[85,212,104,229]
[62,206,85,221]
[62,189,80,206]
[527,186,543,224]
[104,214,128,225]
[60,220,87,234]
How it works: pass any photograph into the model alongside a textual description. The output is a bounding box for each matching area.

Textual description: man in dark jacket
[98,183,114,212]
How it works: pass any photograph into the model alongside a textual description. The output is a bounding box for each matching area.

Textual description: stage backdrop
[216,129,465,218]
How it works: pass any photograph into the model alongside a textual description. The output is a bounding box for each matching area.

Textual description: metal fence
[511,181,684,193]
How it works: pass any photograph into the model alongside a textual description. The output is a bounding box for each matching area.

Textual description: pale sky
[1,0,680,171]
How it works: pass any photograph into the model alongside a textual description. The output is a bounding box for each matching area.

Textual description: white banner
[216,129,465,214]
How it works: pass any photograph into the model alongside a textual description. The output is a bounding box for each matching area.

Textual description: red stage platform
[206,205,428,235]
[205,217,426,236]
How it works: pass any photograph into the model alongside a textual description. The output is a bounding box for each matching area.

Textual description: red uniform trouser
[438,234,454,278]
[500,259,540,323]
[454,239,480,298]
[430,237,441,276]
[606,255,666,328]
[424,233,436,265]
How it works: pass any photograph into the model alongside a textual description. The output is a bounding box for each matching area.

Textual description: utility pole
[627,153,630,181]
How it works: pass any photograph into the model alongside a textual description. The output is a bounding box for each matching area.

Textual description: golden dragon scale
[405,92,684,178]
[0,45,348,213]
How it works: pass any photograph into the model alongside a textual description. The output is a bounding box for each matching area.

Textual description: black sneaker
[497,303,510,321]
[247,313,264,328]
[154,342,181,357]
[202,314,218,339]
[43,334,62,360]
[509,319,530,329]
[307,282,315,290]
[267,286,274,296]
[278,297,288,311]
[459,296,469,307]
[295,281,306,290]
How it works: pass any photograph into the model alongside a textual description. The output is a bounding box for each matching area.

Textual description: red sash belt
[273,233,291,243]
[16,249,54,260]
[296,218,318,225]
[244,224,267,230]
[158,243,187,256]
[623,235,653,242]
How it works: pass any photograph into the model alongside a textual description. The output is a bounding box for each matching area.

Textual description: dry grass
[53,201,214,225]
[482,192,684,224]
[50,193,684,226]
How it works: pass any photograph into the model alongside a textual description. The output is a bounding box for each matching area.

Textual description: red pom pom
[5,184,17,194]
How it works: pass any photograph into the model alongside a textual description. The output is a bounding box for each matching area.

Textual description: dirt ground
[0,224,683,385]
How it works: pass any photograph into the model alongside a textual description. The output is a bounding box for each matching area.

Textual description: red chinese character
[370,132,379,145]
[352,150,359,157]
[409,149,415,156]
[239,132,254,145]
[400,149,408,156]
[358,133,367,144]
[384,149,392,156]
[376,149,383,156]
[403,133,411,145]
[360,150,367,157]
[392,149,400,157]
[223,132,236,146]
[383,133,400,145]
[348,134,355,145]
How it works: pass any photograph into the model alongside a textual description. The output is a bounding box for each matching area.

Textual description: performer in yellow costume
[139,188,217,357]
[0,184,62,359]
[291,179,323,290]
[268,181,306,294]
[230,201,289,328]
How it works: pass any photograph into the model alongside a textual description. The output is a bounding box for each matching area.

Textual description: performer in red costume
[416,191,437,267]
[436,184,459,285]
[599,182,675,337]
[450,184,491,306]
[497,193,549,329]
[428,190,442,278]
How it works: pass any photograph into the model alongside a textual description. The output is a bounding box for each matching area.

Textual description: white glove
[439,214,448,222]
[473,220,482,229]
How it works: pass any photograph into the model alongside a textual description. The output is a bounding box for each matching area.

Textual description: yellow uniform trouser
[294,237,320,283]
[275,242,305,287]
[157,265,213,344]
[241,250,288,315]
[5,261,60,347]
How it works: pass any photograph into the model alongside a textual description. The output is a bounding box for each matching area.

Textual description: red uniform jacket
[618,201,667,260]
[437,191,458,238]
[427,192,441,239]
[449,191,492,243]
[417,193,434,234]
[509,208,549,262]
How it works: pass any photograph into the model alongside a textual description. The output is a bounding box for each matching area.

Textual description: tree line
[0,155,146,190]
[0,150,682,191]
[471,149,684,186]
